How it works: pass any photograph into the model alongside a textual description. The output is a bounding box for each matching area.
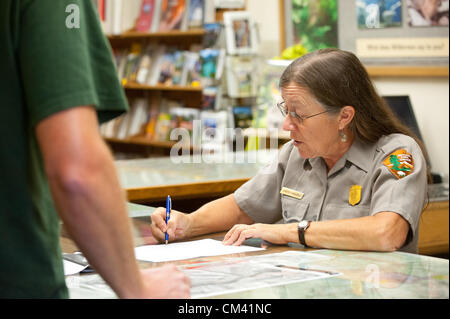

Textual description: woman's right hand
[150,207,191,243]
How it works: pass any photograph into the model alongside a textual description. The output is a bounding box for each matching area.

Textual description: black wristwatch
[298,220,311,247]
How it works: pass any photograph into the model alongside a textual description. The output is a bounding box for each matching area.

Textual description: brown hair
[279,48,431,182]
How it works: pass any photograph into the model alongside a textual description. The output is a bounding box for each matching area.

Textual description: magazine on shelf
[136,0,156,32]
[203,23,223,48]
[199,48,225,87]
[200,110,230,153]
[145,95,162,140]
[146,45,167,85]
[121,43,143,85]
[127,98,150,137]
[100,0,141,35]
[187,0,204,28]
[135,45,155,84]
[182,51,201,86]
[159,0,186,31]
[202,86,222,110]
[226,55,258,98]
[232,106,253,129]
[172,51,186,85]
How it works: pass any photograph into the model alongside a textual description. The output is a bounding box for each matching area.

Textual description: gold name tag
[280,187,304,200]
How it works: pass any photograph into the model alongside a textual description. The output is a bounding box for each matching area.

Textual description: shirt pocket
[321,203,371,221]
[281,195,309,223]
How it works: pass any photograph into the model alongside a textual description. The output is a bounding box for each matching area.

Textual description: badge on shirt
[383,149,414,179]
[280,187,304,200]
[349,185,362,206]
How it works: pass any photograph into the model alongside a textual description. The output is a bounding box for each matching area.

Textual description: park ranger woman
[150,48,429,254]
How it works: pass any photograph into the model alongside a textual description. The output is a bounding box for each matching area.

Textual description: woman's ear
[338,106,355,130]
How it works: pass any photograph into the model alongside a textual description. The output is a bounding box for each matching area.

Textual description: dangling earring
[339,130,347,143]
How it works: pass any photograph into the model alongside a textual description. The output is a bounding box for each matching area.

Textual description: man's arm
[36,106,189,298]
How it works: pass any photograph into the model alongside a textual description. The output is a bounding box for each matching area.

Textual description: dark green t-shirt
[0,0,128,298]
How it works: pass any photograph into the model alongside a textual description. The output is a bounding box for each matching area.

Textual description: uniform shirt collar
[302,138,375,174]
[343,138,375,173]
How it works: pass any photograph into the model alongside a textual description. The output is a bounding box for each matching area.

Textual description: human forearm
[47,150,144,298]
[305,213,409,251]
[187,194,253,238]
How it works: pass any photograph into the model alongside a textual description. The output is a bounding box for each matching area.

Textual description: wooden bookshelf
[123,83,202,92]
[107,29,206,40]
[105,136,197,150]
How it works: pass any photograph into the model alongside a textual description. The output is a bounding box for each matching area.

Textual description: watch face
[299,221,308,228]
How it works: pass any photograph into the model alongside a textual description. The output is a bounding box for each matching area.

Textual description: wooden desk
[419,200,449,256]
[62,211,449,299]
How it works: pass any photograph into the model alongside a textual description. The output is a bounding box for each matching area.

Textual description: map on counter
[181,251,340,298]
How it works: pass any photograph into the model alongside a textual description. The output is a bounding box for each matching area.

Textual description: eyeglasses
[277,101,329,124]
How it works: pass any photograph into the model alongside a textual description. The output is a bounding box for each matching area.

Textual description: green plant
[291,0,338,52]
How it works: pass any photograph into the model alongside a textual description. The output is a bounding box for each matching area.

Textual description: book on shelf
[135,44,155,84]
[135,0,156,32]
[225,55,258,98]
[199,48,225,87]
[98,0,141,35]
[114,43,210,87]
[232,105,253,129]
[159,0,186,31]
[214,0,245,9]
[183,51,201,86]
[200,110,231,153]
[187,0,204,28]
[204,0,216,23]
[202,86,222,110]
[158,49,177,85]
[100,98,150,139]
[95,0,217,35]
[203,23,223,48]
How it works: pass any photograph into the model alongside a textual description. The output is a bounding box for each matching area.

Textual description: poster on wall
[356,0,403,29]
[284,0,338,53]
[406,0,449,27]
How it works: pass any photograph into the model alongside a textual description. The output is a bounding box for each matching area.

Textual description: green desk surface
[115,150,277,190]
[64,204,449,299]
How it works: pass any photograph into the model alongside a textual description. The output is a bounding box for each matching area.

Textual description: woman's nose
[282,115,297,131]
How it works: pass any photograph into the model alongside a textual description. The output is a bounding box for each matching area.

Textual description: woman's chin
[293,141,315,159]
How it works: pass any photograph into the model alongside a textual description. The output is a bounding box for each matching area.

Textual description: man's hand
[137,265,191,298]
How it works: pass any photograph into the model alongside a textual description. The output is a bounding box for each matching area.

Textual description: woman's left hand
[222,223,294,246]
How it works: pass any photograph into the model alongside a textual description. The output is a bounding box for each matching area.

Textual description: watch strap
[298,221,310,247]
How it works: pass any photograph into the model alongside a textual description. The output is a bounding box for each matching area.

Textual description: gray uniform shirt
[234,134,428,253]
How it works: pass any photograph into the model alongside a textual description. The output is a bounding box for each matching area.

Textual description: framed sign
[280,0,449,73]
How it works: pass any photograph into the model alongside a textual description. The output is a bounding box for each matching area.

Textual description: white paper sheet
[134,239,265,262]
[63,260,89,276]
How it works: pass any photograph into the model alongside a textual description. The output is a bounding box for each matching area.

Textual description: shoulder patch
[383,149,414,179]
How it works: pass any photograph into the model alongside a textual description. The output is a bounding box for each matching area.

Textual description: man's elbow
[46,165,91,196]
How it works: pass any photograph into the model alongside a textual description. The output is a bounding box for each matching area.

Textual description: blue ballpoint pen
[165,195,171,245]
